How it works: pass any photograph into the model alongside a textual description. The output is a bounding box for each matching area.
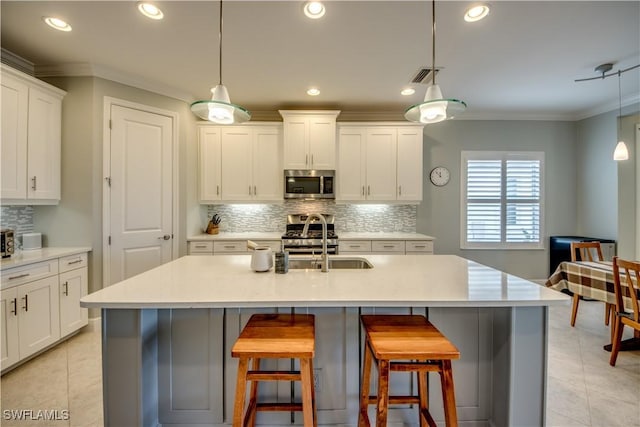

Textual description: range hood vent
[410,67,441,84]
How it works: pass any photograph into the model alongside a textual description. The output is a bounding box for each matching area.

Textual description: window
[461,151,544,249]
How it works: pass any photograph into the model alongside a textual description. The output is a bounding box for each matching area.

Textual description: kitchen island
[81,254,568,427]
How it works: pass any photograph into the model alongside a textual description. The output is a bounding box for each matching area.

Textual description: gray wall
[417,120,577,279]
[617,111,639,259]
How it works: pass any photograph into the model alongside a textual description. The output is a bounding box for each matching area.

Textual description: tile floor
[0,301,638,426]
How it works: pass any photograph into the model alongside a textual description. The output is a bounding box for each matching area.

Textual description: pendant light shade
[613,70,628,161]
[405,0,466,124]
[190,1,250,124]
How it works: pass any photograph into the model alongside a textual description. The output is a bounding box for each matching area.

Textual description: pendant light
[613,70,629,161]
[190,0,250,124]
[405,0,466,124]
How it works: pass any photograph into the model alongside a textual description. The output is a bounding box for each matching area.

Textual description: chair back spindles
[570,241,604,263]
[610,256,640,366]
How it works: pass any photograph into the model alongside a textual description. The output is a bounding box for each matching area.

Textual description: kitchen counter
[188,232,281,241]
[187,232,434,241]
[85,254,568,427]
[339,232,434,240]
[0,247,91,270]
[81,254,565,309]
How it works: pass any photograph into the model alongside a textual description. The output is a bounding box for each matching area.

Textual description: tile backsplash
[205,201,416,233]
[1,206,35,239]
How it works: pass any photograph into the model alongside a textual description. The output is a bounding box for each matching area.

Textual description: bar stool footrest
[246,370,301,381]
[254,402,304,412]
[365,395,422,405]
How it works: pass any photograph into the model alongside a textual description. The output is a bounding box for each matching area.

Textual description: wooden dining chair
[609,256,640,366]
[569,242,612,327]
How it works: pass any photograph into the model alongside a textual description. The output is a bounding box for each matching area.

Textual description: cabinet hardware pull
[311,154,314,166]
[32,176,37,191]
[305,155,308,166]
[11,298,17,316]
[22,295,28,312]
[63,281,69,296]
[216,185,220,196]
[67,258,82,265]
[158,235,171,240]
[254,186,257,196]
[349,245,361,248]
[399,186,402,196]
[9,273,30,280]
[413,245,426,248]
[224,245,235,249]
[362,186,365,196]
[367,186,371,196]
[195,245,207,249]
[383,245,395,248]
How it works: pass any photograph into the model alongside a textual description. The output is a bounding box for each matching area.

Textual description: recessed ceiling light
[307,88,321,96]
[464,4,490,22]
[43,17,72,32]
[401,88,416,96]
[138,2,164,20]
[304,1,326,19]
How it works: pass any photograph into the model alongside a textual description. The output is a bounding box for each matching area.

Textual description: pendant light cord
[431,0,436,86]
[218,0,223,86]
[617,70,622,133]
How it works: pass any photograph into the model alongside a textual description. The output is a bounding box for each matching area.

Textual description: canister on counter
[275,251,289,274]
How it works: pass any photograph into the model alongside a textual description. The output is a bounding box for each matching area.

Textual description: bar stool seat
[359,315,460,427]
[231,313,316,427]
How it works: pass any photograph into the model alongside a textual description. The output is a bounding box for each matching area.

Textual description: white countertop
[339,232,434,240]
[188,232,434,241]
[81,254,568,309]
[0,247,92,270]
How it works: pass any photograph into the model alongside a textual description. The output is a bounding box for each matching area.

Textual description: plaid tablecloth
[545,261,637,310]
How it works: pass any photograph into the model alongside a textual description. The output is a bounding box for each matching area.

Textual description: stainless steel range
[282,214,338,255]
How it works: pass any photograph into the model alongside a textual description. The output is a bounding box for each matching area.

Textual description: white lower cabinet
[188,240,282,255]
[339,239,434,255]
[0,251,89,372]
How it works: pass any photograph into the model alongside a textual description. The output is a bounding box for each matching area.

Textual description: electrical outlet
[313,368,321,392]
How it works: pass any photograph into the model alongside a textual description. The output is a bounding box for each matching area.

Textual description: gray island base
[82,255,569,426]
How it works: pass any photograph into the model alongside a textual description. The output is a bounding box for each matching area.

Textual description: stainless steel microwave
[284,170,335,199]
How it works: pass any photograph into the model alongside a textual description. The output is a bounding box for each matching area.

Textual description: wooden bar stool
[231,313,317,427]
[359,315,460,427]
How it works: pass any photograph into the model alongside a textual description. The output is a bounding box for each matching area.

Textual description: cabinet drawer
[59,253,88,273]
[371,241,405,253]
[406,241,434,254]
[189,241,214,254]
[339,241,372,253]
[1,260,59,289]
[213,241,248,254]
[253,240,282,252]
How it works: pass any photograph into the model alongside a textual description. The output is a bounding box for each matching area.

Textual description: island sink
[288,256,373,270]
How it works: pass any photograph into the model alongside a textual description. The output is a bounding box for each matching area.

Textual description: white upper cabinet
[198,123,282,204]
[280,110,340,170]
[1,65,65,204]
[337,123,424,203]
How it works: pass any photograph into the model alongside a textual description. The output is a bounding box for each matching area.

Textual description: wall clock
[429,166,450,187]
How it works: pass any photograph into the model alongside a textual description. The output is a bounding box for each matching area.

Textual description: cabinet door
[59,267,88,337]
[0,287,20,370]
[221,128,253,201]
[199,127,222,203]
[337,128,366,201]
[27,87,62,201]
[397,127,423,201]
[17,275,60,359]
[253,126,282,201]
[365,128,397,200]
[309,117,336,170]
[283,116,309,169]
[1,73,29,199]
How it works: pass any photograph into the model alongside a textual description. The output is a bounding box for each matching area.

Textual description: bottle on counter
[275,251,289,274]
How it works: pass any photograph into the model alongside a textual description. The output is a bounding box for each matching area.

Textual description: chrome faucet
[302,213,329,272]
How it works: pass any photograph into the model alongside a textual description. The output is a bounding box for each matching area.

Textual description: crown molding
[35,62,194,103]
[573,93,640,121]
[1,48,35,76]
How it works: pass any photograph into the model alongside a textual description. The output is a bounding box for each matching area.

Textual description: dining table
[546,260,640,350]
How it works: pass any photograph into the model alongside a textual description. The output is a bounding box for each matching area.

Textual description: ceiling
[2,1,639,121]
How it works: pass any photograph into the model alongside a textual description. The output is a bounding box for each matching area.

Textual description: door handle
[32,176,37,191]
[63,281,69,296]
[22,295,28,312]
[11,298,17,316]
[158,235,171,240]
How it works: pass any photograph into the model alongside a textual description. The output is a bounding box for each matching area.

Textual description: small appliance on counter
[248,240,274,272]
[22,232,42,250]
[1,229,15,258]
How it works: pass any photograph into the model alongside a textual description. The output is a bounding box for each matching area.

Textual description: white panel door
[0,287,20,370]
[252,126,282,201]
[109,105,173,284]
[396,127,423,201]
[337,128,366,201]
[0,74,28,199]
[18,276,60,359]
[199,127,222,203]
[27,87,61,200]
[221,128,253,201]
[309,118,336,170]
[365,128,397,200]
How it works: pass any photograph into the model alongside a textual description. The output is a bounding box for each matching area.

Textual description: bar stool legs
[358,315,460,427]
